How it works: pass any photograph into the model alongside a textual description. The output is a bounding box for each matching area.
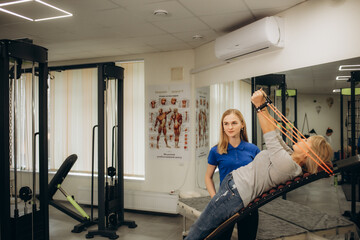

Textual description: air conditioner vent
[215,16,284,61]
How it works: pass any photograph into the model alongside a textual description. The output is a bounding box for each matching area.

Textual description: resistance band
[255,94,333,175]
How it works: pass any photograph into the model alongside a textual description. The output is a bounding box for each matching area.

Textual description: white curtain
[117,61,145,178]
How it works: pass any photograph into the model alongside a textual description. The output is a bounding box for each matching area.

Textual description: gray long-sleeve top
[232,130,302,207]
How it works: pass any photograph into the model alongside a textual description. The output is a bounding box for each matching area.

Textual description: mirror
[277,57,360,156]
[278,57,360,95]
[196,56,360,190]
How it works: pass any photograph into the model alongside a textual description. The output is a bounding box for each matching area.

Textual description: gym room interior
[1,0,360,239]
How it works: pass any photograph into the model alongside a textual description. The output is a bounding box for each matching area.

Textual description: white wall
[131,50,196,194]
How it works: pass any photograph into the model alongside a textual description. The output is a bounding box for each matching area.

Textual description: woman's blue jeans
[185,173,244,240]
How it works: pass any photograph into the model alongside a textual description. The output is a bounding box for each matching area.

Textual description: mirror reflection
[196,57,360,190]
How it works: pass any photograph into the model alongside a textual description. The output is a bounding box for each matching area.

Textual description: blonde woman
[205,109,260,240]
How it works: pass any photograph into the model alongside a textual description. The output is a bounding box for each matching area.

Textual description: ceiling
[0,0,306,62]
[279,57,360,95]
[0,0,359,94]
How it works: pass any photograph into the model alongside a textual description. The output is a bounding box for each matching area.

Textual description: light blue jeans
[185,173,244,240]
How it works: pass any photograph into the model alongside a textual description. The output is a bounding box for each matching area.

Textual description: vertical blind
[10,72,39,171]
[49,68,98,172]
[209,81,234,147]
[117,61,145,178]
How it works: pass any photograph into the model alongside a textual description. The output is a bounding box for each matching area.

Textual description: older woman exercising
[184,89,333,240]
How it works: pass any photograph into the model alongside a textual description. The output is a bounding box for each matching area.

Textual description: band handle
[254,94,272,112]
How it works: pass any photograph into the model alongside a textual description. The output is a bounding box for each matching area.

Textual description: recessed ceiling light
[192,34,203,40]
[339,65,360,71]
[153,9,168,16]
[0,0,72,21]
[333,89,340,93]
[336,76,350,81]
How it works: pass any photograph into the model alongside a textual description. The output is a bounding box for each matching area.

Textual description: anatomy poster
[148,84,190,160]
[196,87,210,158]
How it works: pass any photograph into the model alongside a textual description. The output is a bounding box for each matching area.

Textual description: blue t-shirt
[208,141,260,184]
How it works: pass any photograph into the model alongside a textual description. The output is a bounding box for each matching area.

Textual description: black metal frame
[86,63,120,238]
[0,39,49,240]
[251,74,289,145]
[340,73,360,158]
[277,89,297,142]
[339,76,360,160]
[339,72,360,226]
[350,71,360,157]
[86,63,136,239]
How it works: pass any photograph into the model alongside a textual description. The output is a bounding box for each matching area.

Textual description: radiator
[76,187,179,214]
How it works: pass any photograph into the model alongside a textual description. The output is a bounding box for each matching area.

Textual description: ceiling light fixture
[0,0,31,7]
[339,65,360,71]
[336,76,350,81]
[35,0,72,21]
[0,6,32,21]
[153,9,168,16]
[332,89,340,93]
[192,34,203,40]
[0,0,72,21]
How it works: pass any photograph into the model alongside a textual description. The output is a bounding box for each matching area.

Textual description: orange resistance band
[258,106,333,175]
[265,103,333,174]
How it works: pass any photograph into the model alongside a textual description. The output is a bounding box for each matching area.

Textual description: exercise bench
[203,155,360,240]
[49,154,97,233]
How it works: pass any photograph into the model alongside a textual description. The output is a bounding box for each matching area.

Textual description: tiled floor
[49,208,183,240]
[49,175,359,240]
[286,175,359,218]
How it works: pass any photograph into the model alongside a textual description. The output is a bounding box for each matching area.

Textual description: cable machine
[339,71,360,227]
[48,62,136,239]
[340,73,360,159]
[86,63,137,239]
[251,74,288,145]
[275,89,297,146]
[0,39,49,240]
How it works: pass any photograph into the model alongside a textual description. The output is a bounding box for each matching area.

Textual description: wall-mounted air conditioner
[215,16,284,61]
